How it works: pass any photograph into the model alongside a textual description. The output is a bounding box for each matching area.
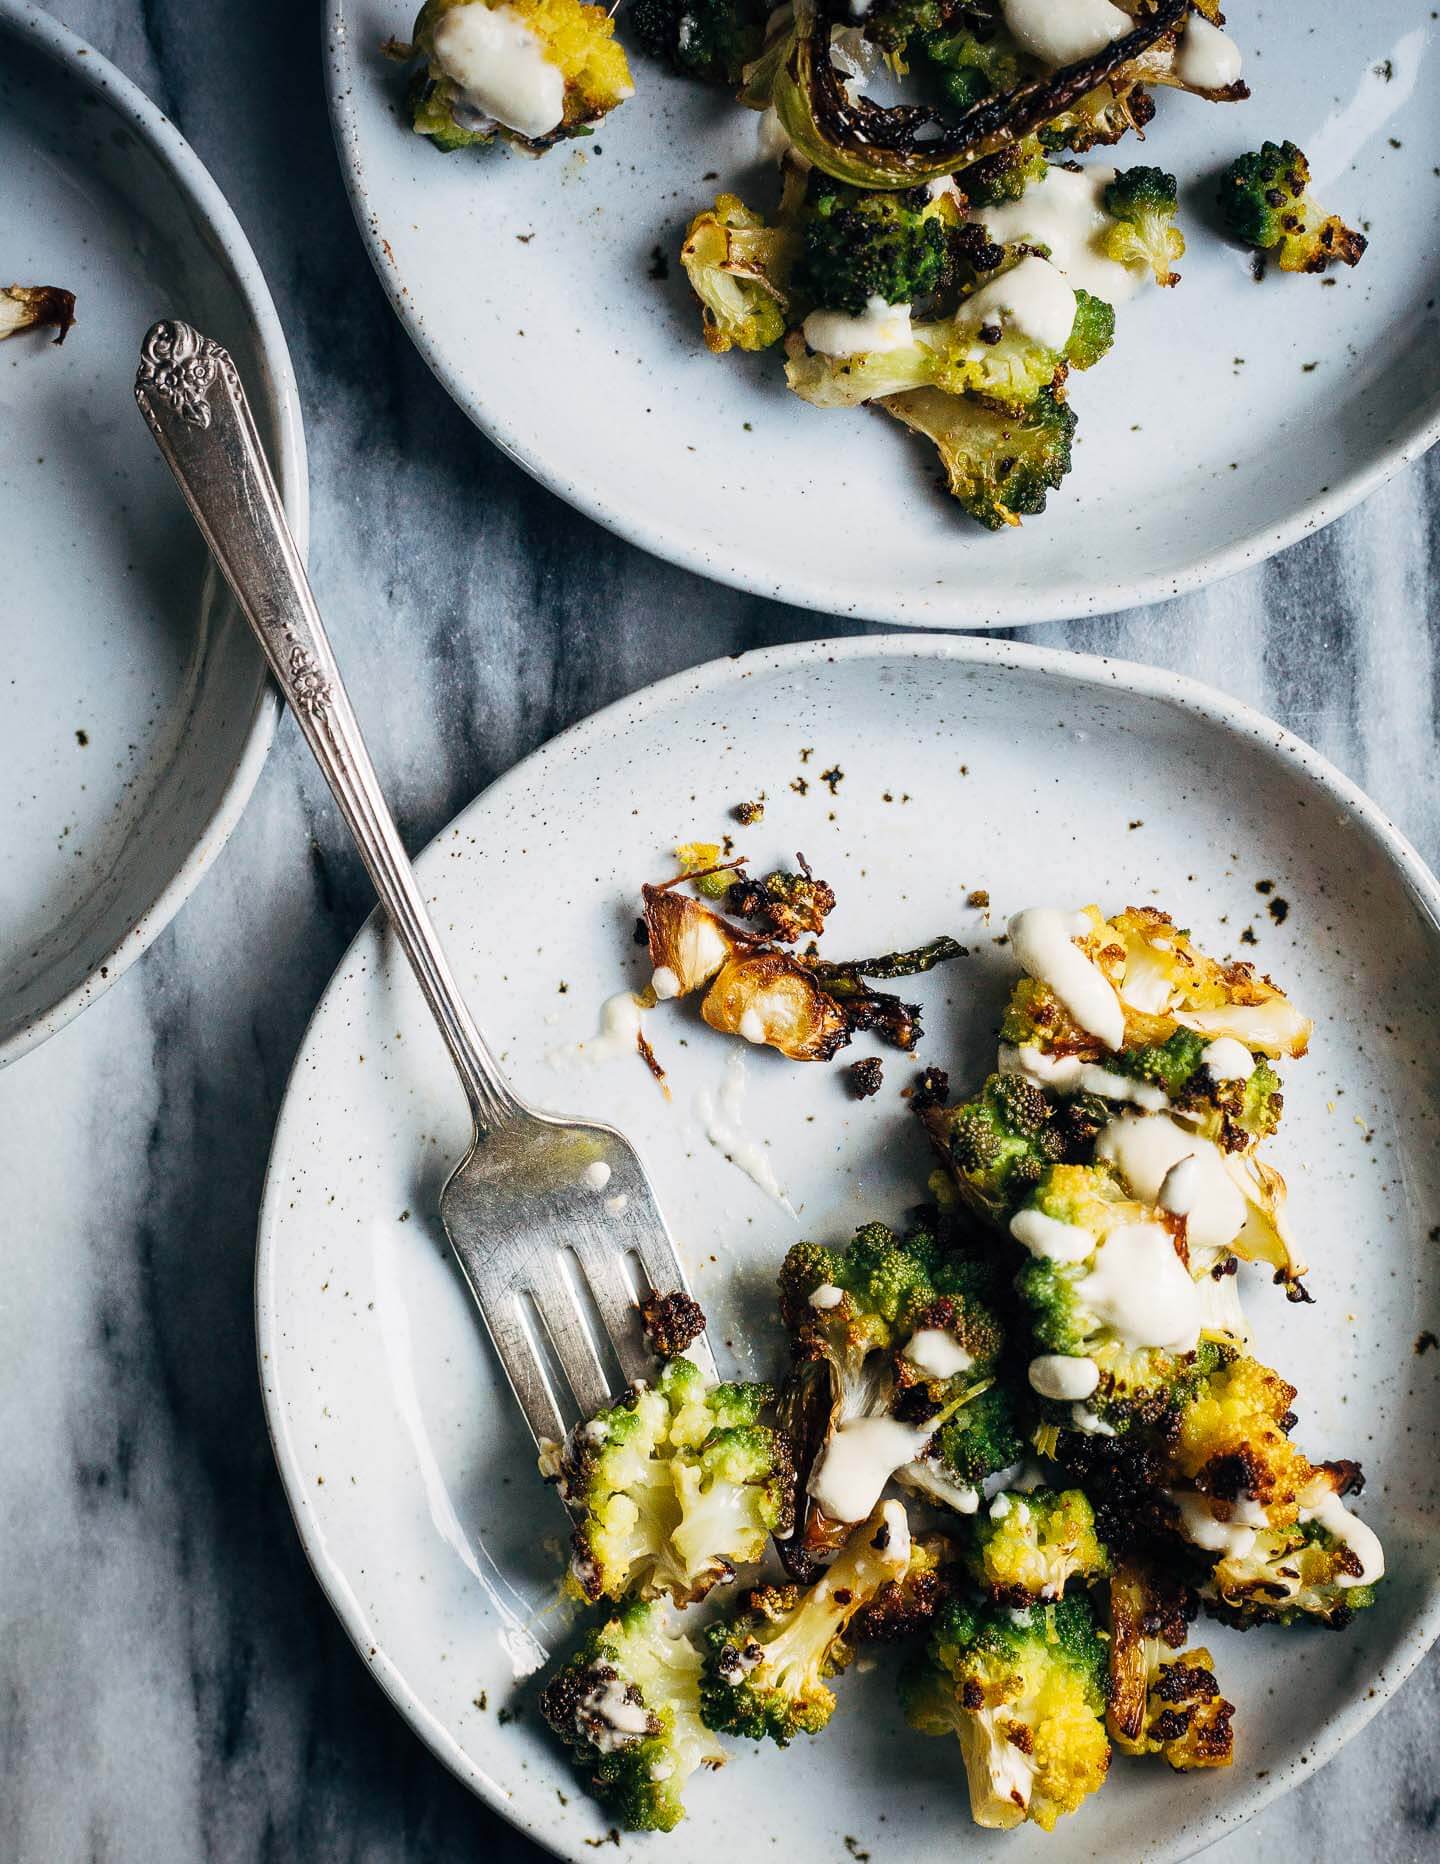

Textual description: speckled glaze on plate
[258,635,1440,1861]
[0,0,306,1064]
[324,2,1440,627]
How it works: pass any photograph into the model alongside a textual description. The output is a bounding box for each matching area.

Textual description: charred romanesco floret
[542,1356,793,1603]
[1106,1564,1234,1769]
[1169,1352,1307,1511]
[903,1593,1110,1831]
[681,194,796,354]
[927,1070,1066,1223]
[1102,167,1185,286]
[850,1530,960,1641]
[796,181,956,316]
[629,0,766,84]
[1217,140,1367,274]
[969,1486,1109,1602]
[540,1598,725,1830]
[958,137,1049,209]
[700,1499,912,1743]
[879,386,1078,531]
[726,862,837,941]
[933,1383,1028,1489]
[400,0,632,152]
[1196,1462,1383,1629]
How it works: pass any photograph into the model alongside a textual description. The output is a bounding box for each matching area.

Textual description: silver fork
[134,320,714,1447]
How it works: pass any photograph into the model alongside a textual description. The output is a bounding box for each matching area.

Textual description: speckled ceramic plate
[258,635,1440,1861]
[324,1,1440,626]
[0,0,306,1064]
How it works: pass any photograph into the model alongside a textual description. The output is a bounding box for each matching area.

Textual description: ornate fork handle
[136,320,520,1135]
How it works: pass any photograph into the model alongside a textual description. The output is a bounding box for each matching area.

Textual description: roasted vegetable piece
[630,0,767,83]
[1107,1562,1234,1769]
[639,1288,708,1358]
[849,1530,959,1641]
[1218,139,1366,274]
[643,882,747,997]
[700,1498,912,1743]
[540,1357,793,1603]
[540,1599,725,1830]
[702,949,851,1058]
[903,1592,1110,1831]
[726,858,836,940]
[796,180,956,315]
[397,0,633,152]
[1102,166,1185,286]
[1,284,76,343]
[879,386,1078,530]
[680,193,796,354]
[969,1485,1109,1603]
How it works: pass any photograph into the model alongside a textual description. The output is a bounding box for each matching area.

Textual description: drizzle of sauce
[696,1052,795,1212]
[1008,908,1125,1048]
[807,1415,934,1522]
[1076,1220,1201,1352]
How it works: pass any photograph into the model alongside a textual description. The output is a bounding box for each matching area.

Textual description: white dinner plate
[325,1,1440,626]
[0,0,306,1063]
[258,634,1440,1862]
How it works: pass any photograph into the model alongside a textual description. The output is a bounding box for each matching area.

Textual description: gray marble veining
[2,1,1438,1858]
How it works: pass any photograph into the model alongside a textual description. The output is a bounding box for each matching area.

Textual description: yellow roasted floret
[1170,1353,1308,1514]
[1107,1563,1234,1770]
[969,1487,1109,1603]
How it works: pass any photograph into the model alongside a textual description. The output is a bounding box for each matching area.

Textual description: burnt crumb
[820,765,844,795]
[1375,57,1393,78]
[558,980,569,993]
[911,1066,950,1111]
[633,916,649,946]
[847,1056,885,1099]
[1267,896,1290,924]
[583,1832,621,1849]
[790,775,809,796]
[640,1289,707,1358]
[636,1030,667,1087]
[843,1842,870,1863]
[1128,819,1143,830]
[1239,926,1258,946]
[515,232,535,243]
[75,728,89,746]
[647,245,669,280]
[474,1690,489,1710]
[1416,1331,1438,1356]
[1255,878,1275,894]
[1251,251,1267,282]
[799,747,813,763]
[734,799,765,825]
[497,1705,521,1725]
[966,889,990,909]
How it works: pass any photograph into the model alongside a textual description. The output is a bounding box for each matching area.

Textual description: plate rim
[323,0,1440,629]
[0,0,309,1067]
[256,629,1440,1860]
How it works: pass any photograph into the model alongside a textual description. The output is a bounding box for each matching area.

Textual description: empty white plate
[0,0,306,1062]
[327,1,1440,625]
[258,635,1440,1862]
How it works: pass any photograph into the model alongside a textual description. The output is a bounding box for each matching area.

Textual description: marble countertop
[3,1,1438,1858]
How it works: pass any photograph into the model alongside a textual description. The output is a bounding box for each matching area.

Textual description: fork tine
[471,1285,571,1448]
[526,1260,616,1422]
[576,1250,655,1388]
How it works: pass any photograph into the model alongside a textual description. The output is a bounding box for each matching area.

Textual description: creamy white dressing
[581,1160,612,1191]
[1008,908,1125,1048]
[1299,1482,1385,1587]
[1009,1205,1095,1265]
[1175,12,1243,89]
[809,1282,844,1310]
[1071,1404,1115,1436]
[977,164,1148,303]
[904,1329,974,1379]
[1096,1113,1247,1256]
[897,1457,980,1513]
[1157,1153,1203,1216]
[1000,1042,1167,1111]
[960,255,1076,354]
[1000,0,1130,67]
[1076,1220,1201,1352]
[432,2,567,140]
[801,294,913,358]
[697,1052,795,1211]
[581,1678,653,1751]
[1028,1353,1100,1401]
[1201,1036,1255,1082]
[989,1491,1016,1520]
[807,1415,934,1522]
[1170,1490,1257,1561]
[556,990,644,1067]
[650,964,682,1001]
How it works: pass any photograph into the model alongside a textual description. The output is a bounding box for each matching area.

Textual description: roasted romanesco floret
[541,1355,793,1603]
[398,0,632,152]
[700,1499,912,1744]
[1217,140,1367,274]
[539,1598,725,1830]
[1106,1563,1234,1769]
[879,385,1078,530]
[1102,166,1185,287]
[681,193,796,354]
[969,1485,1109,1603]
[796,181,957,316]
[629,0,767,84]
[903,1592,1111,1831]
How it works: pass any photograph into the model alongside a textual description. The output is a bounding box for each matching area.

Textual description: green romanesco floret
[539,1598,725,1830]
[779,1220,941,1342]
[1063,288,1115,371]
[543,1356,793,1603]
[907,1593,1110,1830]
[1114,1027,1208,1098]
[934,1383,1027,1488]
[969,1486,1109,1602]
[959,137,1049,210]
[701,1498,912,1743]
[880,385,1077,530]
[1102,166,1184,286]
[1217,140,1367,274]
[400,0,633,152]
[910,17,1026,112]
[929,1070,1064,1223]
[797,181,956,316]
[681,193,796,354]
[629,0,766,83]
[1038,78,1156,155]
